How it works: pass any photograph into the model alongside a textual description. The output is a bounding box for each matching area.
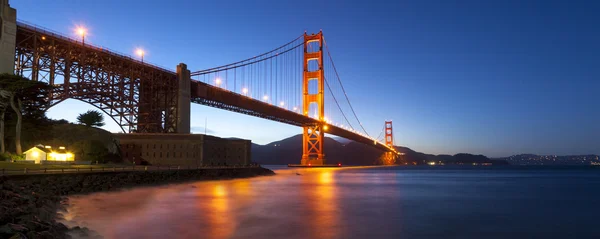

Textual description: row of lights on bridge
[73,26,145,63]
[71,25,396,154]
[212,74,393,150]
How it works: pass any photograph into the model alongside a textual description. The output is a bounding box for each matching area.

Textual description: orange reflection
[230,180,256,206]
[214,184,227,197]
[319,171,333,184]
[305,169,340,239]
[196,184,235,239]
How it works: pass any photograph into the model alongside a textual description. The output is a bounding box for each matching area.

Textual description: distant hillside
[252,134,508,166]
[495,154,600,165]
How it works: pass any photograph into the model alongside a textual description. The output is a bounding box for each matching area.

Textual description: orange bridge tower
[385,121,394,147]
[301,32,325,165]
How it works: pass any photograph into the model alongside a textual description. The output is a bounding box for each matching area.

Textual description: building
[24,145,75,164]
[115,134,252,167]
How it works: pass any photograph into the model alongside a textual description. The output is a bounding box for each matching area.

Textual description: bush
[0,152,24,161]
[0,153,9,161]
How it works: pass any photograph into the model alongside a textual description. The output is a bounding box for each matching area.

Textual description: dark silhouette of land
[251,134,508,165]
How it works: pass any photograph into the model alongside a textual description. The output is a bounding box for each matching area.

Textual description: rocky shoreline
[0,167,275,239]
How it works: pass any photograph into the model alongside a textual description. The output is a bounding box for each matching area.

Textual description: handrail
[16,19,176,75]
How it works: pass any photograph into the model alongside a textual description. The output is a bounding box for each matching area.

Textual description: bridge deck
[15,21,394,153]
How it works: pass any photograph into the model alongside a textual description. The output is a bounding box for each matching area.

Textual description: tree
[0,74,50,155]
[0,89,9,154]
[77,110,105,127]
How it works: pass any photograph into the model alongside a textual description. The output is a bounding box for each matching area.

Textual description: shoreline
[0,167,275,238]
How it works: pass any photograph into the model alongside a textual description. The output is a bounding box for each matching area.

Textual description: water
[63,166,600,239]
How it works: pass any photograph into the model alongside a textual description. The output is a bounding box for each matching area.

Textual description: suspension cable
[324,38,371,137]
[324,77,353,129]
[192,35,303,75]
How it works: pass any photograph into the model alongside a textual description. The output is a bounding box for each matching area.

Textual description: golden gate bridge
[10,19,399,166]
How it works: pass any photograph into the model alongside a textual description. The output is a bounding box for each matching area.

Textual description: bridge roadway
[14,22,395,153]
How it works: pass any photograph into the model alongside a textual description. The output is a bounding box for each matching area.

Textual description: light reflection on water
[63,166,600,239]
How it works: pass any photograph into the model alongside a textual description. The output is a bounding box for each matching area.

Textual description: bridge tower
[382,120,398,165]
[385,120,393,147]
[301,32,325,166]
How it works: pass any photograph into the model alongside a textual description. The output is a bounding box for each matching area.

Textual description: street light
[242,87,248,95]
[136,48,145,63]
[215,78,222,86]
[76,27,86,45]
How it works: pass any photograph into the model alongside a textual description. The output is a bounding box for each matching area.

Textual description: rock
[0,225,14,236]
[8,223,29,233]
[1,167,274,238]
[54,223,69,233]
[8,232,28,239]
[24,220,50,232]
[37,230,55,239]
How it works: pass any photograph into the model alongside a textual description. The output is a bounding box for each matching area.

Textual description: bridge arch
[45,98,128,133]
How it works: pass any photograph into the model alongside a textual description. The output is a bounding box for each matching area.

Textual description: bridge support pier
[0,0,16,74]
[176,63,191,134]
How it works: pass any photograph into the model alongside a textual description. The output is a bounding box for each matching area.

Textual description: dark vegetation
[1,108,121,163]
[76,110,105,127]
[0,74,120,163]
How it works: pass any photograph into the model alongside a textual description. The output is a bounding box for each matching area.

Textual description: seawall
[0,167,275,238]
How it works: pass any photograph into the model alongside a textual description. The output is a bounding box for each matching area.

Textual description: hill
[252,134,508,165]
[3,117,120,163]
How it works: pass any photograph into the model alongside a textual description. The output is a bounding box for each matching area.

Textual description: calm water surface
[63,166,600,239]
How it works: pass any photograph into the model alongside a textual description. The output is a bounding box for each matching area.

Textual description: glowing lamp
[76,27,86,36]
[215,78,222,85]
[242,88,248,94]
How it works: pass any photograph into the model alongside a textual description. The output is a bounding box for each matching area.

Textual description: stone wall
[115,133,252,167]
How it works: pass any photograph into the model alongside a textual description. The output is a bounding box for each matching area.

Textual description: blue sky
[13,0,599,157]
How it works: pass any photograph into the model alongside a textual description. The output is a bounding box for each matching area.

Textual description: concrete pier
[176,63,191,134]
[0,0,16,74]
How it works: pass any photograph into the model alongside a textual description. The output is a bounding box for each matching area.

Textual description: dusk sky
[13,0,599,157]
